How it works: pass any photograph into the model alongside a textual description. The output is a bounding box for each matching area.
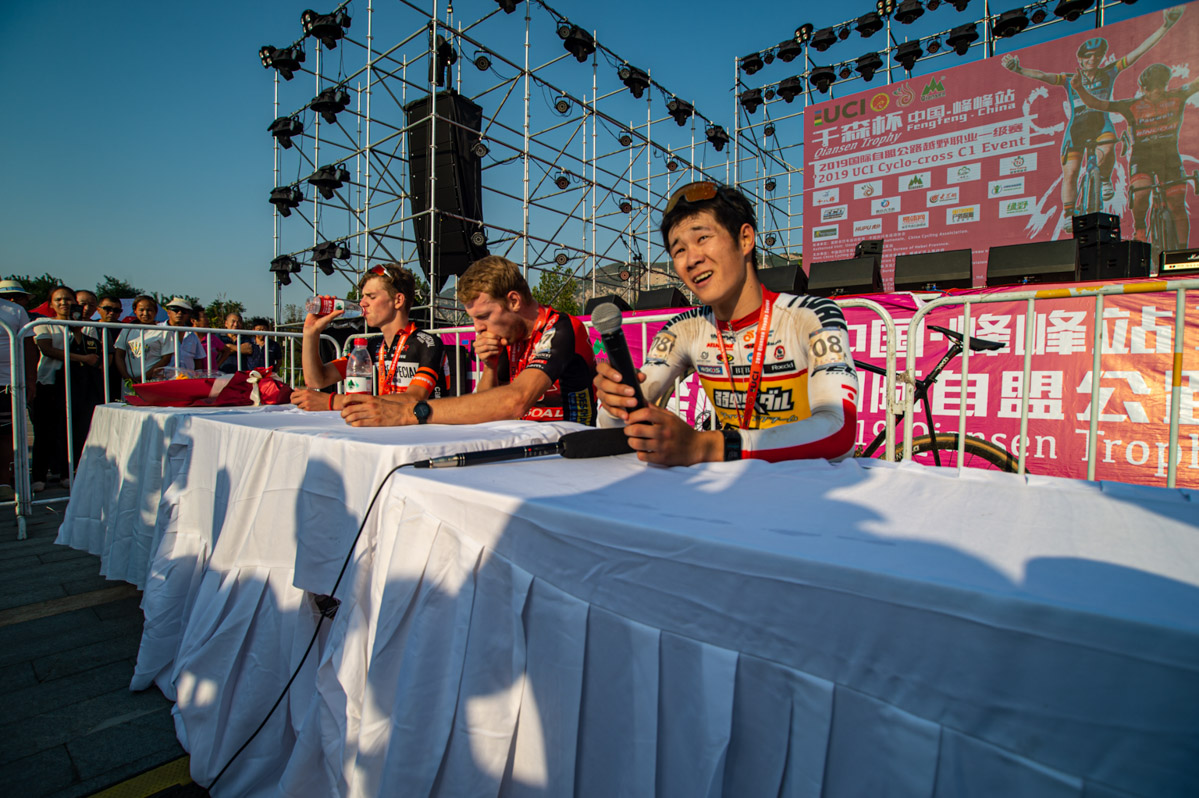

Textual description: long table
[58,406,1199,796]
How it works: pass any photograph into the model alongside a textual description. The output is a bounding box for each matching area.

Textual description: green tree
[531,265,580,316]
[94,275,143,299]
[4,273,65,306]
[206,296,247,324]
[151,291,200,310]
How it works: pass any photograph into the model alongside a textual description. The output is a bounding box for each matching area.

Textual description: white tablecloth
[57,406,1199,796]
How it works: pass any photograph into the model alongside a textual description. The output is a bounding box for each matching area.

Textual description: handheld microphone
[590,303,647,410]
[412,427,634,468]
[560,427,634,458]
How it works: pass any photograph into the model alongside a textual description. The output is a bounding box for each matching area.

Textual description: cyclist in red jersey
[594,182,859,466]
[1073,65,1199,248]
[291,263,447,412]
[342,256,596,426]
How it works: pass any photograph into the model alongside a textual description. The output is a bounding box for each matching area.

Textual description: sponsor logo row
[811,195,1035,241]
[817,180,1033,224]
[813,153,1037,208]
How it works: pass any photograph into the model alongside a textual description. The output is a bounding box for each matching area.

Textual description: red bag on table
[126,367,293,408]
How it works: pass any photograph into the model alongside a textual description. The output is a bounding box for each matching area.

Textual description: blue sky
[1,0,1172,317]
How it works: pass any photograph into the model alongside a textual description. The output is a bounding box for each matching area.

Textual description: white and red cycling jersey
[599,288,858,462]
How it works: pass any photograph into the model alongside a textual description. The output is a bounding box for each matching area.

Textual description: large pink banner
[803,4,1199,285]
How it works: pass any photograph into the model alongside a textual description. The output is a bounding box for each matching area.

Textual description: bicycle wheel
[894,433,1022,473]
[1082,166,1102,214]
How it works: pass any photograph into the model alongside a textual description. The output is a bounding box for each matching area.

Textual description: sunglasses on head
[664,181,721,215]
[99,304,122,312]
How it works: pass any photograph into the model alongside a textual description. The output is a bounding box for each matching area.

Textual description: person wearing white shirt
[0,293,31,499]
[115,296,203,381]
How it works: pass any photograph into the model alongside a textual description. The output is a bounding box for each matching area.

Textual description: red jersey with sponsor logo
[599,290,858,462]
[332,323,447,396]
[495,305,597,424]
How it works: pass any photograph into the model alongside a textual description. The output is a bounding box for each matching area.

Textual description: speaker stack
[1074,212,1151,281]
[806,239,884,297]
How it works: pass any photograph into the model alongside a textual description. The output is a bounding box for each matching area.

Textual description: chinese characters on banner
[803,5,1198,285]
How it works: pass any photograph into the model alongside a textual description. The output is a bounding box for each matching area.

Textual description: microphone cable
[207,460,414,791]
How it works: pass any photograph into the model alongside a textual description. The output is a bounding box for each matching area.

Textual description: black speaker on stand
[987,240,1079,286]
[757,264,807,294]
[404,90,488,294]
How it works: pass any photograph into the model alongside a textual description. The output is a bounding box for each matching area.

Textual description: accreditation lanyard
[376,322,415,395]
[508,306,554,379]
[715,290,774,430]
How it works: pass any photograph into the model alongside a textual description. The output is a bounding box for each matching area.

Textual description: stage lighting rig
[259,45,305,81]
[765,234,777,246]
[705,124,730,152]
[741,52,766,75]
[765,178,777,192]
[310,86,350,123]
[811,27,838,52]
[667,97,694,126]
[777,39,803,63]
[300,8,351,50]
[554,94,571,114]
[796,23,815,43]
[312,241,349,276]
[927,35,942,53]
[947,0,970,10]
[471,139,489,157]
[777,76,803,103]
[839,64,853,79]
[838,25,852,40]
[268,115,304,149]
[433,34,457,87]
[618,133,633,146]
[764,123,776,136]
[809,66,836,94]
[554,172,571,190]
[269,186,304,217]
[1053,0,1093,21]
[1030,4,1048,23]
[308,163,349,200]
[895,41,923,70]
[857,12,884,37]
[619,196,633,213]
[666,153,679,171]
[992,8,1029,38]
[739,88,764,113]
[895,0,925,23]
[554,250,570,266]
[496,0,522,12]
[558,23,595,63]
[946,22,979,54]
[619,64,650,98]
[765,88,776,100]
[473,51,492,71]
[856,52,884,81]
[270,254,302,286]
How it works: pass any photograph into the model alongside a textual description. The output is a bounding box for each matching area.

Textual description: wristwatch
[721,428,742,461]
[413,400,432,425]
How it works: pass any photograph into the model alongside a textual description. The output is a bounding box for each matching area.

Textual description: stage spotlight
[473,51,492,70]
[619,196,633,213]
[765,88,776,100]
[312,240,349,276]
[666,154,679,171]
[856,52,883,81]
[619,132,633,146]
[993,8,1029,38]
[926,35,942,53]
[857,12,884,38]
[765,178,777,192]
[301,8,352,50]
[558,23,595,63]
[765,234,777,246]
[796,23,815,43]
[777,76,803,103]
[739,88,764,114]
[840,64,853,79]
[259,45,305,81]
[471,139,489,157]
[1030,6,1048,23]
[838,25,852,40]
[763,52,775,64]
[811,27,838,51]
[741,52,766,75]
[667,97,694,126]
[896,41,923,70]
[554,94,571,114]
[947,23,978,54]
[496,0,522,12]
[554,250,570,266]
[947,0,970,9]
[471,230,487,247]
[706,124,730,152]
[809,66,836,93]
[310,86,350,123]
[269,186,304,217]
[268,115,304,149]
[895,0,925,23]
[777,39,803,63]
[308,163,349,200]
[878,0,896,12]
[270,255,299,286]
[1053,0,1093,21]
[555,172,571,190]
[764,123,776,136]
[619,64,650,98]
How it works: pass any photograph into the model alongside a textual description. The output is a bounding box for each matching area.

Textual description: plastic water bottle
[345,338,374,395]
[306,295,363,319]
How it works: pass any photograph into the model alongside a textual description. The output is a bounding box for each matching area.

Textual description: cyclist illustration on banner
[1072,65,1199,255]
[1002,7,1183,233]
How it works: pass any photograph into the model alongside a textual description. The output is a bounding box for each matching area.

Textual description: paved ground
[0,494,198,797]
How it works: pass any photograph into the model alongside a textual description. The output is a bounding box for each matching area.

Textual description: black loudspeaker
[584,294,632,315]
[1078,240,1152,281]
[404,91,488,292]
[855,239,884,258]
[893,249,974,291]
[807,256,883,297]
[1161,247,1199,275]
[757,264,808,294]
[633,287,689,310]
[986,239,1078,286]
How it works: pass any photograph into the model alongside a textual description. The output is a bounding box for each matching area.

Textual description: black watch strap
[721,428,742,462]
